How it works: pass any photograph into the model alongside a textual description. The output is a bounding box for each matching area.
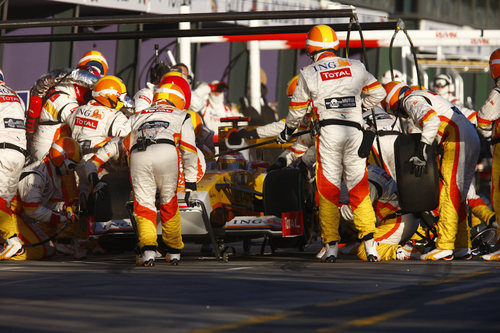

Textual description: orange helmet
[186,110,203,135]
[159,71,191,109]
[92,75,127,110]
[306,25,339,58]
[489,48,500,80]
[154,83,186,110]
[49,137,81,174]
[382,81,411,116]
[77,50,109,76]
[286,75,299,98]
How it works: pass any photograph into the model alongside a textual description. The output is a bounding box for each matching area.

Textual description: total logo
[75,116,98,129]
[320,68,352,81]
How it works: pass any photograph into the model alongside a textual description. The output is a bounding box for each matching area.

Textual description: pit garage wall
[25,0,389,117]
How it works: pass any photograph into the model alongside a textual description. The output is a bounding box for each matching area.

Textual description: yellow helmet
[306,25,339,58]
[77,50,109,76]
[153,83,186,110]
[186,110,203,135]
[286,75,299,98]
[159,71,191,109]
[92,75,127,110]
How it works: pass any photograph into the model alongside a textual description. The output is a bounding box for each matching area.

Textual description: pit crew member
[383,81,480,261]
[278,24,387,262]
[27,50,108,161]
[0,69,29,259]
[0,137,82,260]
[130,83,198,267]
[477,48,500,261]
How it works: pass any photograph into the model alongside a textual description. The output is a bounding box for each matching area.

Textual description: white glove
[408,141,429,177]
[340,204,354,223]
[477,126,492,140]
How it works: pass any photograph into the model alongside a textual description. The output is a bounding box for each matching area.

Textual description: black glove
[184,182,197,207]
[239,128,258,140]
[488,215,497,229]
[276,125,295,144]
[227,128,258,145]
[88,172,99,187]
[408,141,429,177]
[267,157,287,172]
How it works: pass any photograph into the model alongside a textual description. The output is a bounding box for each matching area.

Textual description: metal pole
[0,22,398,43]
[248,19,261,114]
[178,4,191,68]
[0,9,356,30]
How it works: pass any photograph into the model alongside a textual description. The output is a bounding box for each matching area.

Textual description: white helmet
[381,70,404,85]
[432,73,455,101]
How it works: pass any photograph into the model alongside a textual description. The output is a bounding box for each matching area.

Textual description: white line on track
[0,266,21,271]
[226,267,252,271]
[439,277,500,293]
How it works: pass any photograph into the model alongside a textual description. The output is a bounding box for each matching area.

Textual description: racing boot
[364,235,380,262]
[482,249,500,261]
[136,250,156,267]
[320,241,338,263]
[166,253,180,265]
[0,235,24,260]
[396,242,421,260]
[420,248,453,261]
[316,246,326,259]
[72,238,88,260]
[454,247,472,260]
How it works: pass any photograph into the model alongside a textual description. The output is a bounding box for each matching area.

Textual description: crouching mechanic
[477,48,500,261]
[383,81,480,260]
[278,24,386,262]
[0,137,82,260]
[273,134,420,261]
[338,164,420,260]
[131,82,198,267]
[0,69,29,259]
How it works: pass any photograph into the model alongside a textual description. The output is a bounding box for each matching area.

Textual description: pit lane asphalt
[0,243,499,333]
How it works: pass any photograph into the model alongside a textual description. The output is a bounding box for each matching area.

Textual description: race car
[87,117,318,261]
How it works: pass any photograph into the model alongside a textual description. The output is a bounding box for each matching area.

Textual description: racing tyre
[394,133,439,213]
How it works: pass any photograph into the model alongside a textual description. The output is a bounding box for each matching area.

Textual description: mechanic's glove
[488,215,497,229]
[267,157,287,172]
[408,141,429,177]
[227,128,259,145]
[477,126,492,141]
[276,125,295,144]
[339,204,354,223]
[239,128,258,140]
[94,181,107,194]
[88,172,107,194]
[310,120,320,136]
[88,172,99,188]
[184,182,197,207]
[65,206,78,223]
